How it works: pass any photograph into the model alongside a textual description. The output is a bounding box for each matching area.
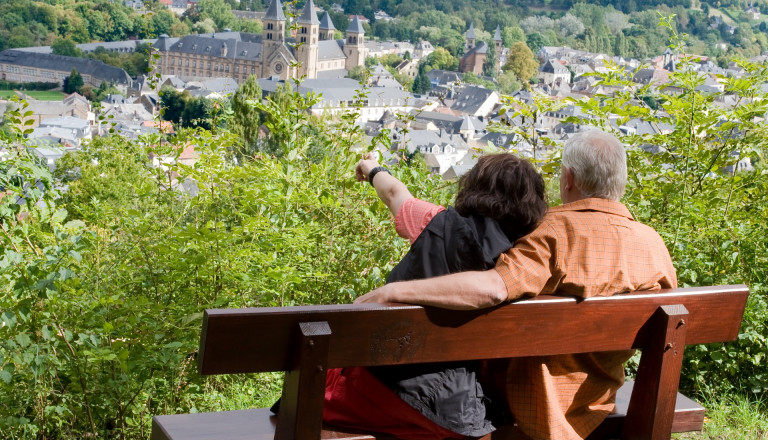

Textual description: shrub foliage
[1,31,767,439]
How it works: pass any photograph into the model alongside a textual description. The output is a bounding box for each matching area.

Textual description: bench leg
[275,321,331,440]
[622,304,689,440]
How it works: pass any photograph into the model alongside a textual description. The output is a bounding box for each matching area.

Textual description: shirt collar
[550,198,634,220]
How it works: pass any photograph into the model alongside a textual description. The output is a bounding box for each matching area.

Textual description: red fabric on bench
[323,367,465,440]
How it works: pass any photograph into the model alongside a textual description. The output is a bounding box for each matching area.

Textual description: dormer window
[241,50,247,56]
[205,46,211,52]
[191,44,197,50]
[178,43,183,48]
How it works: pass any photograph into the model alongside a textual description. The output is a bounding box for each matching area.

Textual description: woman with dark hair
[321,152,548,439]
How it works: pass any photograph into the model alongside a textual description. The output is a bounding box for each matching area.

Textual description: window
[267,23,273,30]
[267,34,272,40]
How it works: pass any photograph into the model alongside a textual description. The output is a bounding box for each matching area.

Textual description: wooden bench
[151,284,749,440]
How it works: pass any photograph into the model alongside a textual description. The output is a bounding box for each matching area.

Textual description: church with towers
[153,0,367,83]
[458,23,503,76]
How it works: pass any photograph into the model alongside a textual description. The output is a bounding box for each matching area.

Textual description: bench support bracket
[276,321,331,440]
[623,304,689,440]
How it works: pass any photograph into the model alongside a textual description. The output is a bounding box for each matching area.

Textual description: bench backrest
[197,285,749,440]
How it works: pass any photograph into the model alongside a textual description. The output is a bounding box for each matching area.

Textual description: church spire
[264,0,286,21]
[297,0,320,25]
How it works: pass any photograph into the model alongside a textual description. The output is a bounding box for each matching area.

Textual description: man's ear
[564,167,575,191]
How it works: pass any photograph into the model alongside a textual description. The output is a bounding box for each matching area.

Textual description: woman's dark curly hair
[454,153,548,241]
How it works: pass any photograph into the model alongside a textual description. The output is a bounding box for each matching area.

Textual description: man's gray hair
[562,130,627,201]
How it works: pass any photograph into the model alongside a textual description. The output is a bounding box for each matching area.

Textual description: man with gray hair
[355,129,677,440]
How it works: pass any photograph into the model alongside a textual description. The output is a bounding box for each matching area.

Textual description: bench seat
[151,380,706,440]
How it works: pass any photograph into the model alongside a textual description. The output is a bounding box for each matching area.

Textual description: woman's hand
[355,153,381,182]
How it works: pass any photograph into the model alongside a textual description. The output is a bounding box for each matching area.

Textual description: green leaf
[41,325,52,341]
[15,333,31,348]
[1,311,17,328]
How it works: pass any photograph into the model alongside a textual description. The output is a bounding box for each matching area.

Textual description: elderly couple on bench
[316,129,677,440]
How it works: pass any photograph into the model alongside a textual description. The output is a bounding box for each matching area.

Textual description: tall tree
[231,76,263,159]
[412,65,431,94]
[503,41,538,83]
[51,37,82,57]
[63,69,84,94]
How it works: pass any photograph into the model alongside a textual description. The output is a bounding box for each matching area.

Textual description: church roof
[0,49,132,84]
[264,0,286,21]
[319,12,336,30]
[318,40,346,60]
[297,0,320,25]
[466,23,476,39]
[169,35,262,61]
[347,15,365,33]
[494,25,502,41]
[464,41,487,55]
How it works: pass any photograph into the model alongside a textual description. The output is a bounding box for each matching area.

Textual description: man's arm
[354,269,508,310]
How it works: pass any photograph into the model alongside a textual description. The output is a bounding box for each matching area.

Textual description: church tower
[465,23,476,52]
[344,16,367,71]
[296,0,320,78]
[262,0,286,65]
[319,12,336,41]
[493,25,503,72]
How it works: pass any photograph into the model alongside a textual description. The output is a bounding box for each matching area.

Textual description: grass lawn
[0,90,65,100]
[674,393,768,439]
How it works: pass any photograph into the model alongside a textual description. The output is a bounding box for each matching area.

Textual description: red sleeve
[394,198,446,244]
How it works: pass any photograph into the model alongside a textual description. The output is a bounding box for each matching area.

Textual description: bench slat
[150,381,705,440]
[199,285,748,375]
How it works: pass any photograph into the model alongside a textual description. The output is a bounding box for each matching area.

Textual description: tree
[151,10,178,36]
[159,86,188,124]
[63,69,84,94]
[347,65,369,82]
[503,41,538,82]
[230,76,263,159]
[198,0,237,30]
[525,33,548,54]
[422,47,457,71]
[605,10,631,35]
[412,65,431,94]
[497,71,522,94]
[557,14,585,38]
[520,16,555,36]
[502,26,526,48]
[483,38,498,77]
[51,37,83,57]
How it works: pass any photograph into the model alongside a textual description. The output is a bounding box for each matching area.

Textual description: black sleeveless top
[373,207,513,436]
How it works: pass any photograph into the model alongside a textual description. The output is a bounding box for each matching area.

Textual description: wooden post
[275,321,331,440]
[623,305,689,440]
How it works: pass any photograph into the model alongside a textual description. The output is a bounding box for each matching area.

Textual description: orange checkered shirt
[494,198,677,440]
